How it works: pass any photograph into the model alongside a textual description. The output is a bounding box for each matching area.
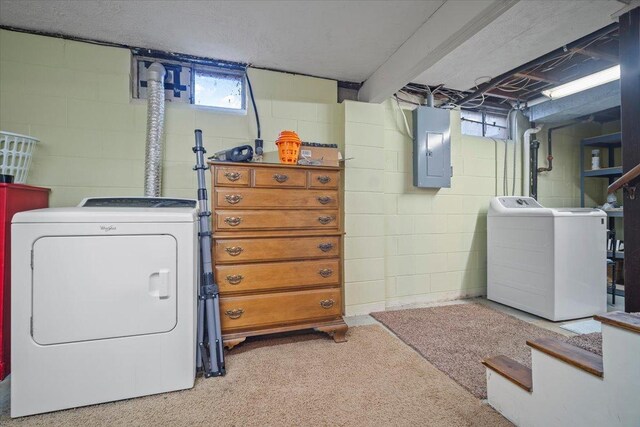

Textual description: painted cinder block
[344,100,385,125]
[345,122,384,148]
[344,280,386,306]
[272,100,317,122]
[344,258,385,283]
[395,274,430,297]
[344,236,385,260]
[345,168,384,193]
[344,192,384,215]
[344,144,385,170]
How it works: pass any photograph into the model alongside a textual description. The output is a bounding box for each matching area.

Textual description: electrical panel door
[413,106,451,188]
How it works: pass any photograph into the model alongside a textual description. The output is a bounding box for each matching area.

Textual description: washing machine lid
[489,197,551,216]
[12,207,197,223]
[79,197,197,208]
[31,234,179,345]
[488,197,606,217]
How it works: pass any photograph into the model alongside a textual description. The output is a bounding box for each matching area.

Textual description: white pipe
[509,109,519,196]
[522,125,543,197]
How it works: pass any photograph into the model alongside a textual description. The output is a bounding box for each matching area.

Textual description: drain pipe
[144,62,166,197]
[522,125,543,197]
[538,119,591,174]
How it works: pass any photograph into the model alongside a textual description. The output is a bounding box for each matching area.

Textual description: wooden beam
[619,6,640,313]
[358,0,518,103]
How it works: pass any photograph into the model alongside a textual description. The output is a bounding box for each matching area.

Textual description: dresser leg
[315,324,348,343]
[224,337,246,350]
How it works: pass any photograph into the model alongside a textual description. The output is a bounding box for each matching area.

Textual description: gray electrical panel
[412,106,451,188]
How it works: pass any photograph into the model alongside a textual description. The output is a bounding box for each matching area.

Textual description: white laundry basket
[0,131,38,183]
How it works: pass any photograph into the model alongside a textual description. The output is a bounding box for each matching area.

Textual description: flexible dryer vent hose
[144,62,166,197]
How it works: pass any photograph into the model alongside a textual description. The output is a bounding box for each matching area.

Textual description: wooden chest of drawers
[209,161,347,349]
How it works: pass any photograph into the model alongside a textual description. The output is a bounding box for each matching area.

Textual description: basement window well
[133,56,246,113]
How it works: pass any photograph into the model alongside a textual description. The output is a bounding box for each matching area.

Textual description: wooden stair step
[595,311,640,334]
[527,338,603,377]
[482,355,533,392]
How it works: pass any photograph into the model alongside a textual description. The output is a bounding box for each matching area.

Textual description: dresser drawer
[308,170,339,189]
[215,210,338,231]
[220,288,341,331]
[254,167,306,188]
[214,166,251,187]
[214,236,340,263]
[215,188,338,209]
[216,259,340,293]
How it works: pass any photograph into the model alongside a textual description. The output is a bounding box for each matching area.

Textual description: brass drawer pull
[225,246,244,256]
[320,299,335,309]
[225,308,244,319]
[226,274,244,285]
[317,175,331,184]
[318,216,333,225]
[317,196,332,205]
[273,173,289,183]
[319,268,333,278]
[224,216,242,226]
[224,194,243,205]
[224,171,241,182]
[318,243,334,252]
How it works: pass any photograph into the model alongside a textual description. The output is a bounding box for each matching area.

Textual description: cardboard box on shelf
[263,143,342,166]
[298,144,341,166]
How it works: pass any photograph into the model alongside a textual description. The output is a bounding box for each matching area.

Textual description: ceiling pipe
[456,23,618,107]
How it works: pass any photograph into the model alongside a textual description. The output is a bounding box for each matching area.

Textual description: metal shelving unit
[580,132,624,302]
[580,132,622,207]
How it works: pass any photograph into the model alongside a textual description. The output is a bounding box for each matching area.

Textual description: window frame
[132,55,247,114]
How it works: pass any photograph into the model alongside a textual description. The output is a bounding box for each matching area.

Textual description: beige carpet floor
[0,325,510,427]
[371,303,603,399]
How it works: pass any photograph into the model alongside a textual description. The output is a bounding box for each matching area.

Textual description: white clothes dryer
[11,198,198,417]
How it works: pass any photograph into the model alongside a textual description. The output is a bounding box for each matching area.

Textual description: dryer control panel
[497,197,543,209]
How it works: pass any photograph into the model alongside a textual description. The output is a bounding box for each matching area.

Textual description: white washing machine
[487,197,607,321]
[11,198,198,417]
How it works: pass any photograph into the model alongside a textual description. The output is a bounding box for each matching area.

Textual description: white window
[193,68,245,110]
[133,56,246,113]
[460,110,508,139]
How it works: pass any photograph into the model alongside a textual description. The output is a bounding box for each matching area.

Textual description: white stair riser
[485,325,640,427]
[602,324,640,390]
[486,370,532,427]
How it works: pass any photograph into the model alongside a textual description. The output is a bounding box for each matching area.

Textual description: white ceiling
[0,0,445,82]
[0,0,627,94]
[413,0,623,90]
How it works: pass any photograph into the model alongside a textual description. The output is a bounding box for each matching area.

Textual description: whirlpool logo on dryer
[100,225,117,232]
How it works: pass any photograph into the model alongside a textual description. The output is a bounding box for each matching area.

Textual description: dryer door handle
[149,269,171,299]
[158,269,170,299]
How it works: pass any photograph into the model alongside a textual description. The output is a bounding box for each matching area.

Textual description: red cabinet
[0,184,49,380]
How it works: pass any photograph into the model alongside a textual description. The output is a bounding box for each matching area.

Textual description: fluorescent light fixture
[542,65,620,100]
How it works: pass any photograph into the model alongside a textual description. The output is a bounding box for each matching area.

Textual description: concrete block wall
[343,101,387,314]
[342,100,612,315]
[0,30,341,206]
[0,30,614,316]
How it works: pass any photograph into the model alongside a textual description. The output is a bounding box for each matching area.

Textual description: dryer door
[32,234,178,345]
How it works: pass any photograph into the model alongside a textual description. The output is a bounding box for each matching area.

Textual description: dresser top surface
[208,161,341,171]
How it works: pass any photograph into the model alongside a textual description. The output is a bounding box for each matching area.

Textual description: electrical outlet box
[412,106,451,188]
